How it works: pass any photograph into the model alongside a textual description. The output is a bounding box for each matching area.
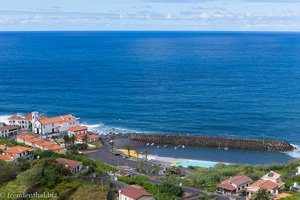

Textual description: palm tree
[82,134,89,144]
[143,150,150,161]
[126,145,132,157]
[253,189,269,200]
[136,150,140,160]
[138,161,145,173]
[152,164,161,175]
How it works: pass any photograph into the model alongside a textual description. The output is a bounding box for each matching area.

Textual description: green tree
[136,150,140,160]
[138,161,146,173]
[0,160,20,182]
[17,163,43,188]
[166,166,181,176]
[253,189,270,200]
[63,135,70,144]
[17,157,31,171]
[82,134,89,144]
[152,164,160,176]
[159,182,183,197]
[70,135,76,145]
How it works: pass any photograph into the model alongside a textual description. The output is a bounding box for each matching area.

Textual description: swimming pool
[175,160,220,168]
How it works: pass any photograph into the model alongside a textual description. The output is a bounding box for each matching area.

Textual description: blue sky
[0,0,300,31]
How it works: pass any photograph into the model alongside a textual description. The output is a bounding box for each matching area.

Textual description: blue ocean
[1,31,300,164]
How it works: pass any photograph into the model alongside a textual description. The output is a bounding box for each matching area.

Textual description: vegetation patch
[70,184,108,200]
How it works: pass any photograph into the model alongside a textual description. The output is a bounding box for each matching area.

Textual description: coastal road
[85,145,152,171]
[86,146,245,200]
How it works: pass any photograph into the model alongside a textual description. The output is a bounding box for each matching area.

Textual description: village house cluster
[0,111,99,162]
[0,145,33,161]
[218,171,286,199]
[16,134,65,153]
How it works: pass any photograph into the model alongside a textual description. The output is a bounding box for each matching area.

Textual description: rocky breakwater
[130,133,295,152]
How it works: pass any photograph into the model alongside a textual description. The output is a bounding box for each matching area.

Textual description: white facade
[296,166,300,175]
[33,114,79,135]
[0,126,18,137]
[8,112,39,130]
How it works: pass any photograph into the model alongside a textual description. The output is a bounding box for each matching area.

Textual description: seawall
[129,133,295,152]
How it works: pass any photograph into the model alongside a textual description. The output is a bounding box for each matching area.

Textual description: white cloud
[199,12,210,19]
[166,13,172,19]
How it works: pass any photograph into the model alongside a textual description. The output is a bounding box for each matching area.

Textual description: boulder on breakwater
[129,133,295,152]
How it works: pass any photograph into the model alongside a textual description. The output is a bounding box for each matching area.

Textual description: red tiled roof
[39,114,75,125]
[8,115,22,120]
[47,144,64,151]
[88,134,98,139]
[0,125,18,132]
[250,180,279,191]
[0,145,6,150]
[62,114,74,119]
[218,183,237,191]
[222,176,251,186]
[17,134,35,140]
[4,146,33,155]
[0,154,16,161]
[56,158,82,170]
[120,186,152,200]
[66,119,76,124]
[75,133,98,141]
[69,126,87,132]
[24,113,32,121]
[39,116,64,125]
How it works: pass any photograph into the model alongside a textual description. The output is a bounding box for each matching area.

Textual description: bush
[159,182,183,197]
[17,157,31,171]
[17,163,43,188]
[0,160,20,182]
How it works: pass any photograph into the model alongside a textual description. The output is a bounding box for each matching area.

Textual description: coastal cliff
[130,133,295,152]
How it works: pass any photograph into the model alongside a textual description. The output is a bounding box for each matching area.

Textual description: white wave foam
[81,122,140,135]
[287,144,300,158]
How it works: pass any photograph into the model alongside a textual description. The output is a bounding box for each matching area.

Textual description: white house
[2,146,34,160]
[0,125,19,137]
[218,176,251,196]
[119,186,154,200]
[68,126,88,136]
[56,158,82,174]
[262,171,282,183]
[247,171,285,198]
[33,114,79,135]
[8,112,39,130]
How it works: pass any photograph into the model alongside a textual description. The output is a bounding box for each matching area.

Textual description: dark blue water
[136,145,294,165]
[1,31,300,163]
